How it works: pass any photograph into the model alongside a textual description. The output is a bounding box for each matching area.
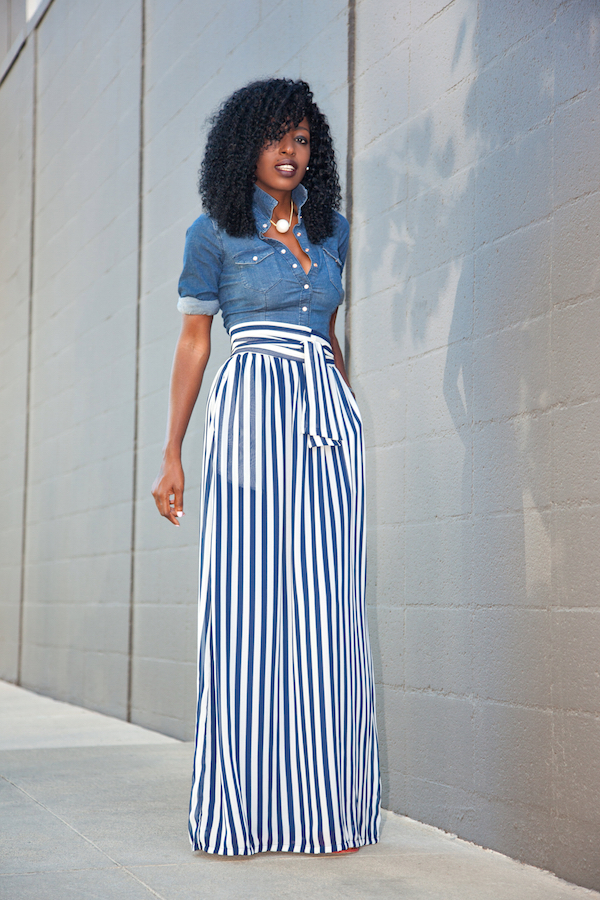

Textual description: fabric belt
[230,322,343,448]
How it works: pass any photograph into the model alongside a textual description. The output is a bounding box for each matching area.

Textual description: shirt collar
[253,183,308,232]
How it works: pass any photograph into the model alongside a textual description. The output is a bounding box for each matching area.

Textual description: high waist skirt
[189,322,380,855]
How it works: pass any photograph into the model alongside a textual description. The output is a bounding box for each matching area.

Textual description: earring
[305,165,309,171]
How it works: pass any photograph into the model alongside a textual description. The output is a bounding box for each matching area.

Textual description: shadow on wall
[359,0,481,815]
[359,0,600,878]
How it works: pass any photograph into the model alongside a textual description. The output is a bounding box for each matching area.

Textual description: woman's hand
[152,314,213,525]
[152,453,185,525]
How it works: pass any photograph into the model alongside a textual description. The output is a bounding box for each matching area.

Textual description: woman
[152,78,380,856]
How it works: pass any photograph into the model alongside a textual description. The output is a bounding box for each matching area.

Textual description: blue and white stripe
[189,321,380,856]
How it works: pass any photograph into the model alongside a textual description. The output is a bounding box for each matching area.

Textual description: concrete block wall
[0,0,26,59]
[0,37,33,681]
[18,0,142,716]
[130,0,349,737]
[352,0,600,889]
[0,0,350,734]
[1,0,599,890]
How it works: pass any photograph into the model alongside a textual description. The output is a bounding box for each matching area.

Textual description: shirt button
[252,256,258,261]
[313,262,318,267]
[281,249,286,253]
[304,284,309,289]
[292,263,298,268]
[302,306,308,312]
[305,248,309,252]
[263,223,268,229]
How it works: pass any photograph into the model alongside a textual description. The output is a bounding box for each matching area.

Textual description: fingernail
[176,511,184,518]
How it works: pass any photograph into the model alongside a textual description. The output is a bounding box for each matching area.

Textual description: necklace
[270,198,294,234]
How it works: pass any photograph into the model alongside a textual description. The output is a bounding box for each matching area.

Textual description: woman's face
[254,117,310,196]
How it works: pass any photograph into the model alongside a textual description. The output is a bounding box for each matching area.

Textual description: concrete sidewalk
[1,681,597,900]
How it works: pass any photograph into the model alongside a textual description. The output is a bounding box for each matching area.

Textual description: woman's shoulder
[186,212,220,239]
[324,211,350,265]
[331,211,350,238]
[184,213,225,258]
[186,214,259,251]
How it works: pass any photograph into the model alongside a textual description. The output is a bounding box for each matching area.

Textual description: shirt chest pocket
[323,247,344,298]
[233,246,283,292]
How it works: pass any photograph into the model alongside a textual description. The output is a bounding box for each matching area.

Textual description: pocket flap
[233,246,275,266]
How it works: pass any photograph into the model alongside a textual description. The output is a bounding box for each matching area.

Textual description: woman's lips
[274,162,298,177]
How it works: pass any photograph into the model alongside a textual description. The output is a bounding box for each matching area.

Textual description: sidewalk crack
[0,774,169,899]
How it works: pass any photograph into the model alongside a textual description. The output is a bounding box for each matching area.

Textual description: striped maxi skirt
[189,321,380,855]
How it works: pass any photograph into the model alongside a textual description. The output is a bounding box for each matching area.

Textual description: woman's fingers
[153,484,173,521]
[164,488,182,525]
[173,485,184,520]
[151,464,185,525]
[165,486,184,525]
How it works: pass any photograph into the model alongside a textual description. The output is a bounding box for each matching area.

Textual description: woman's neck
[271,192,293,220]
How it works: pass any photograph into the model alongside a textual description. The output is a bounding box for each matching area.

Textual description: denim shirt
[177,184,349,337]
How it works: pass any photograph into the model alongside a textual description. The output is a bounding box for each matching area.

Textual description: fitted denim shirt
[177,184,349,338]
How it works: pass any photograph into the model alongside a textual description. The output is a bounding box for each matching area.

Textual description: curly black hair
[198,78,341,244]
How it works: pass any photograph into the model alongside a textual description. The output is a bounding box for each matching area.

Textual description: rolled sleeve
[177,295,221,315]
[177,214,223,315]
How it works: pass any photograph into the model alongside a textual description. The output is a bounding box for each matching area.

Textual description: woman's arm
[329,310,353,392]
[152,314,213,525]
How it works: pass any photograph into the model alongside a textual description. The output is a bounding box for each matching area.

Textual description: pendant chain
[270,198,295,234]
